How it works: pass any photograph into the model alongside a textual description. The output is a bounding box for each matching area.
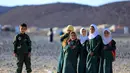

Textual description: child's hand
[71,46,76,49]
[28,52,31,57]
[13,53,17,57]
[67,30,71,34]
[104,46,107,50]
[90,52,94,56]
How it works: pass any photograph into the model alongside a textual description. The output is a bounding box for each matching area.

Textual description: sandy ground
[0,32,130,73]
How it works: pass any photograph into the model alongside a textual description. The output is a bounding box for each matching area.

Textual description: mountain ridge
[0,1,129,27]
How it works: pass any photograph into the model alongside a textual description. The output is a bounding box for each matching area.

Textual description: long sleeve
[63,44,71,53]
[78,41,86,73]
[92,35,102,55]
[85,40,89,54]
[27,35,32,52]
[105,40,116,51]
[57,46,64,73]
[13,36,17,53]
[86,40,90,53]
[60,33,69,42]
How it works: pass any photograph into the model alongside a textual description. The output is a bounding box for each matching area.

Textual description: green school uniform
[86,35,102,73]
[99,40,116,73]
[78,40,88,73]
[62,39,81,73]
[57,46,64,73]
[57,33,69,73]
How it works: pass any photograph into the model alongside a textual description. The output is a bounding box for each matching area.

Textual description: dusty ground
[0,32,130,73]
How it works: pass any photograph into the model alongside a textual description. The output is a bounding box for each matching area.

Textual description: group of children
[57,24,116,73]
[13,23,116,73]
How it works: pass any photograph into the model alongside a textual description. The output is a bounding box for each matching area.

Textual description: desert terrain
[0,32,130,73]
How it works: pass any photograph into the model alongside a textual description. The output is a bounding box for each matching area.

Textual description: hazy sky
[0,0,128,6]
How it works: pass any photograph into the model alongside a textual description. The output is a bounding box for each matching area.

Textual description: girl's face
[90,26,95,34]
[82,29,86,36]
[70,33,77,40]
[104,30,110,37]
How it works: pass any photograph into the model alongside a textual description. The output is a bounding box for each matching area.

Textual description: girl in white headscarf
[86,24,102,73]
[88,24,99,39]
[78,28,88,73]
[99,28,116,73]
[102,28,112,45]
[79,28,88,44]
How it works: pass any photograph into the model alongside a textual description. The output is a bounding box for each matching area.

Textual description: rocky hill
[0,1,129,27]
[0,6,13,15]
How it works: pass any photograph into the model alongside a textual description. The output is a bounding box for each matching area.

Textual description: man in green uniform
[13,23,32,73]
[86,24,102,73]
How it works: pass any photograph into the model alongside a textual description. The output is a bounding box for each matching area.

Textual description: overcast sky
[0,0,129,6]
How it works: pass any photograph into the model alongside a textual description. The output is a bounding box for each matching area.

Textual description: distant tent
[2,25,14,31]
[124,26,129,34]
[15,26,20,34]
[109,25,116,32]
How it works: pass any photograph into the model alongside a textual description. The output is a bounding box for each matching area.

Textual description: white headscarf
[79,28,88,44]
[88,24,99,39]
[102,28,112,45]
